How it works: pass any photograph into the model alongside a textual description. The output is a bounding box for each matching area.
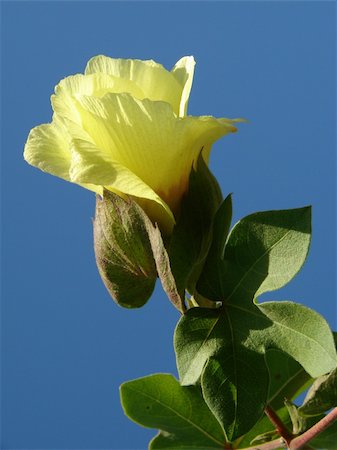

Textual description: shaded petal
[73,93,237,213]
[69,138,175,233]
[85,55,190,116]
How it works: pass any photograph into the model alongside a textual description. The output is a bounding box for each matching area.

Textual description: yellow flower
[24,55,237,234]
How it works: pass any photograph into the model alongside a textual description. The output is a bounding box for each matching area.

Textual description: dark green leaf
[93,190,157,308]
[235,350,312,448]
[198,207,311,302]
[299,368,337,416]
[168,155,222,297]
[201,349,269,441]
[174,206,336,440]
[120,374,226,449]
[266,349,312,411]
[197,194,232,301]
[234,406,289,448]
[310,419,337,450]
[234,351,312,447]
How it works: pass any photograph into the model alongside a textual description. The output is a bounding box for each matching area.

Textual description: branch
[289,407,337,450]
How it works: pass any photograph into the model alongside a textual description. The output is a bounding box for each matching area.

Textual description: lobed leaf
[198,207,312,302]
[175,205,337,440]
[174,301,336,441]
[120,374,226,449]
[266,349,312,411]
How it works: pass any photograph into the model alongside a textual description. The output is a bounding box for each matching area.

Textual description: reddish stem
[289,407,337,450]
[237,407,337,450]
[265,406,293,444]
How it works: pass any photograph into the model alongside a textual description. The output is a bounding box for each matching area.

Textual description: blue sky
[1,1,336,449]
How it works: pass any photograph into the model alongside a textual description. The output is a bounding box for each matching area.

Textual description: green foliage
[168,155,222,297]
[120,374,226,449]
[310,420,337,450]
[299,368,337,416]
[195,193,232,300]
[174,206,336,441]
[284,399,307,434]
[174,300,336,441]
[93,190,157,308]
[266,349,312,411]
[118,199,337,449]
[145,155,223,313]
[235,350,312,448]
[197,204,312,302]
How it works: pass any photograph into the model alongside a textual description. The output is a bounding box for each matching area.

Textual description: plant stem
[289,407,337,450]
[238,408,337,450]
[265,406,293,444]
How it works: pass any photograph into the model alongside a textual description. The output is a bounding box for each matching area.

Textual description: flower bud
[93,190,157,308]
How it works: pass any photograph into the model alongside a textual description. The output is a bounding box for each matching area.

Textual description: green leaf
[234,351,312,448]
[299,368,337,416]
[201,349,269,441]
[249,430,280,445]
[234,406,290,448]
[196,194,233,301]
[93,190,157,308]
[120,374,226,449]
[174,302,336,441]
[168,155,222,297]
[174,205,336,440]
[266,349,312,411]
[259,302,336,378]
[198,206,311,302]
[234,352,311,447]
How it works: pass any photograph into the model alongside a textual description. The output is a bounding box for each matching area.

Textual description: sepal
[167,154,223,298]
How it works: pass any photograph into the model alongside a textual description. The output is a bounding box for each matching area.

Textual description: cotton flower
[24,55,237,234]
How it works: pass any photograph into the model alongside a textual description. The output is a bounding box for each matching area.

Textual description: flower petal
[84,55,191,116]
[23,116,71,180]
[23,115,103,195]
[73,92,237,213]
[171,56,195,117]
[69,137,175,233]
[51,72,145,124]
